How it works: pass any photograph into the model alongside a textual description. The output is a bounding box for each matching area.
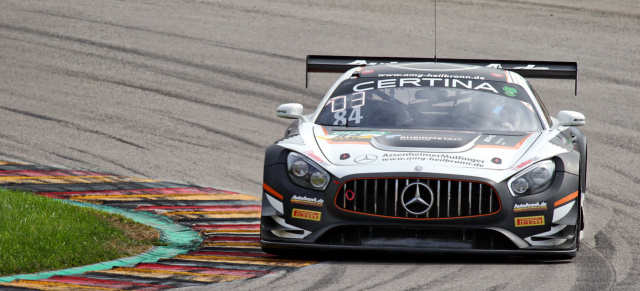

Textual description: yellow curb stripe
[176,254,304,262]
[165,210,260,215]
[0,280,118,290]
[0,161,24,165]
[200,229,260,235]
[70,193,258,202]
[175,255,316,267]
[0,176,157,185]
[201,242,261,248]
[92,267,243,283]
[0,175,110,180]
[163,211,260,219]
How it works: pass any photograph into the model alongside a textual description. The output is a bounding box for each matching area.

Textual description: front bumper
[261,159,581,257]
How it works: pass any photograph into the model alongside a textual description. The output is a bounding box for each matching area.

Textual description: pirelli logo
[515,215,545,227]
[292,208,321,221]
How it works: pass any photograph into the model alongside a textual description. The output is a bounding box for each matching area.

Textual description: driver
[360,93,412,127]
[469,95,514,131]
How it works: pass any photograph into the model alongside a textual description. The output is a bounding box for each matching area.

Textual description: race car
[260,55,586,258]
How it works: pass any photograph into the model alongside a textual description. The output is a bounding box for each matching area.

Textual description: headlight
[287,152,330,191]
[508,160,555,196]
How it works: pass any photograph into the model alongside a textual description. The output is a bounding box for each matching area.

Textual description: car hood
[313,126,540,170]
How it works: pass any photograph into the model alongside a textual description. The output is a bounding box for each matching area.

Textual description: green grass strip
[0,198,202,283]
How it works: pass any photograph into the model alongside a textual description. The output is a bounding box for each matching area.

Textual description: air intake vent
[336,178,500,219]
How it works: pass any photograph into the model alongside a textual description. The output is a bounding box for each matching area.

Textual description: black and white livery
[261,55,587,258]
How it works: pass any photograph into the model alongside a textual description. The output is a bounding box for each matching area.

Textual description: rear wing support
[306,55,578,95]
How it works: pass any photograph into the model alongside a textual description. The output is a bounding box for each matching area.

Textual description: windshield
[315,78,542,132]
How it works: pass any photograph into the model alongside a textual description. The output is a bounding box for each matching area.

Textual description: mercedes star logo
[354,154,378,164]
[400,182,434,215]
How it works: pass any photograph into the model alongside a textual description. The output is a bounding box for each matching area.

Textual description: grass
[0,188,159,276]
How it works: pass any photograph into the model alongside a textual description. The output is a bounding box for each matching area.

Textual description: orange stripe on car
[554,191,579,207]
[263,183,283,200]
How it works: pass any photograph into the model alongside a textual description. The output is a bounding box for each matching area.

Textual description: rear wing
[306,55,578,94]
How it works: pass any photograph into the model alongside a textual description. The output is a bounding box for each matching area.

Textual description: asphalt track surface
[1,0,639,290]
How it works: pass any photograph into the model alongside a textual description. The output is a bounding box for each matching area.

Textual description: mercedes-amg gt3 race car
[261,55,587,258]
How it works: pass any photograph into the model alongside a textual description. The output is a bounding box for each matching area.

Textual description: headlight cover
[508,160,555,196]
[287,152,330,191]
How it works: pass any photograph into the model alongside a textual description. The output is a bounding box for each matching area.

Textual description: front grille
[316,226,518,250]
[336,178,500,219]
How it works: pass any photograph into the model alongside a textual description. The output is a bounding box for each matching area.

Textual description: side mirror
[557,110,585,127]
[277,103,307,122]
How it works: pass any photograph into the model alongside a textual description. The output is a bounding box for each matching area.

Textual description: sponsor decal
[340,153,350,160]
[348,60,398,66]
[381,152,484,167]
[476,133,533,149]
[352,78,499,94]
[486,64,550,70]
[374,132,476,149]
[291,195,324,207]
[514,202,547,212]
[361,69,375,74]
[354,154,378,164]
[292,208,321,221]
[414,166,423,171]
[509,156,541,171]
[491,157,502,164]
[491,73,504,78]
[317,131,388,144]
[399,136,463,141]
[503,86,518,97]
[377,73,485,79]
[277,109,287,114]
[511,159,533,170]
[330,134,371,142]
[513,64,550,70]
[303,150,325,164]
[515,215,545,227]
[483,135,496,142]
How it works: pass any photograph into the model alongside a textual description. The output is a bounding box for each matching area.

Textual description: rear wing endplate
[306,55,578,94]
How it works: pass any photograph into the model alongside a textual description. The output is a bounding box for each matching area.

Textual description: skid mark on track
[0,23,309,96]
[486,0,640,20]
[20,7,302,62]
[45,66,287,127]
[200,2,351,30]
[166,116,265,149]
[572,240,616,291]
[0,161,316,290]
[0,105,146,150]
[67,146,151,178]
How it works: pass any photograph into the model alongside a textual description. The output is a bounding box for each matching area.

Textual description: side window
[528,84,552,127]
